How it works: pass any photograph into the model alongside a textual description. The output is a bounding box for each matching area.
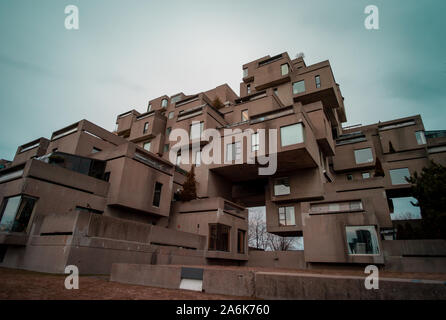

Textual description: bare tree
[248,208,268,250]
[266,233,296,251]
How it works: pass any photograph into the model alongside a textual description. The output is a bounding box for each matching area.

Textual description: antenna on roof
[295,52,305,59]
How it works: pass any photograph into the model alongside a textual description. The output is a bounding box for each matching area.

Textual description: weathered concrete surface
[203,268,255,297]
[246,250,306,269]
[254,272,446,300]
[110,264,446,299]
[110,263,181,289]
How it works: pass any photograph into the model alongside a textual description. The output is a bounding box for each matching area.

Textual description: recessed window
[280,123,304,147]
[243,68,248,78]
[147,103,152,112]
[209,224,230,252]
[315,75,321,88]
[389,196,421,220]
[152,182,162,207]
[226,142,241,161]
[281,63,289,76]
[241,109,249,122]
[346,226,380,255]
[190,122,203,140]
[0,195,36,233]
[237,229,246,254]
[251,132,260,151]
[168,112,174,119]
[354,148,373,164]
[389,168,410,185]
[247,84,251,95]
[166,127,172,137]
[273,88,278,96]
[143,141,151,152]
[274,177,290,196]
[161,99,168,108]
[92,147,101,154]
[347,174,353,181]
[415,131,426,145]
[362,172,370,179]
[143,122,149,134]
[278,206,295,226]
[292,80,305,94]
[163,144,169,153]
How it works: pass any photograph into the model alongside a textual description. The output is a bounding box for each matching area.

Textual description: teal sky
[0,0,445,160]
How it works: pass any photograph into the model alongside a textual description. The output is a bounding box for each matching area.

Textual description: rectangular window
[251,132,260,151]
[208,224,230,252]
[347,174,353,181]
[281,63,289,76]
[152,182,162,207]
[143,141,151,152]
[292,80,305,94]
[278,206,295,226]
[92,147,101,154]
[346,226,380,255]
[415,131,426,145]
[241,109,249,122]
[171,95,181,104]
[354,148,373,164]
[237,229,245,254]
[247,84,251,95]
[176,153,181,166]
[273,88,278,96]
[243,68,248,78]
[163,144,169,153]
[168,112,174,119]
[310,200,363,214]
[280,123,304,147]
[0,195,36,233]
[389,168,410,185]
[389,196,421,220]
[274,177,290,196]
[362,172,370,179]
[161,99,168,108]
[147,103,152,112]
[190,122,203,140]
[166,127,172,137]
[226,142,241,161]
[143,122,149,134]
[195,150,201,166]
[315,75,321,88]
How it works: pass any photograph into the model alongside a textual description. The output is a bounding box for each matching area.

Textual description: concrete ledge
[203,269,255,297]
[254,272,446,300]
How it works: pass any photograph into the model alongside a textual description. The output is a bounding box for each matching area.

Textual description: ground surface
[0,267,247,300]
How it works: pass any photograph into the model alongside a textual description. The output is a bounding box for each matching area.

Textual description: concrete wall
[245,250,306,269]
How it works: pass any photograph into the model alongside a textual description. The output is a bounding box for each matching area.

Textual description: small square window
[280,123,304,147]
[292,80,305,94]
[362,172,370,179]
[346,226,380,255]
[347,174,353,181]
[274,177,290,196]
[354,148,373,164]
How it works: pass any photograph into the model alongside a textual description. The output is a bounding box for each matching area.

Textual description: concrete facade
[1,52,446,275]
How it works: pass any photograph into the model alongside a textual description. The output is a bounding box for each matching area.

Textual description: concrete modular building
[1,52,445,274]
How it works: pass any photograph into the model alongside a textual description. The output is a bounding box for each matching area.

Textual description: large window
[281,63,289,76]
[354,148,373,164]
[389,168,410,185]
[292,80,305,94]
[161,99,168,108]
[389,196,421,220]
[280,123,304,147]
[226,142,241,161]
[152,182,162,207]
[415,131,426,145]
[251,132,260,151]
[190,122,203,140]
[209,224,230,252]
[274,177,290,196]
[0,195,36,233]
[237,229,246,254]
[346,226,380,255]
[279,206,295,226]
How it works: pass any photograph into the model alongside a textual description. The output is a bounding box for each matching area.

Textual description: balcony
[12,137,49,166]
[115,110,140,136]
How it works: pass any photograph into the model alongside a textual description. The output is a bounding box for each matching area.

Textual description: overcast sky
[0,0,445,160]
